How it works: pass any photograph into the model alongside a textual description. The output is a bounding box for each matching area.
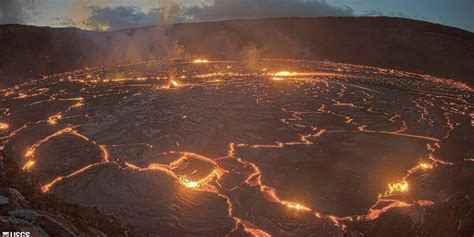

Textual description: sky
[0,0,473,32]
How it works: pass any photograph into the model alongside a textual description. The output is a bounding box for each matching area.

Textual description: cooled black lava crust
[1,60,472,236]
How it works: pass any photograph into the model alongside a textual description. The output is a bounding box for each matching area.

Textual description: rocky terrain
[0,59,472,236]
[1,17,474,88]
[0,151,135,236]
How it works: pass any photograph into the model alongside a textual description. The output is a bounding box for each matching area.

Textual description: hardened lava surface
[0,60,473,236]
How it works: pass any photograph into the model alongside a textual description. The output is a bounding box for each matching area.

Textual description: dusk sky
[1,0,473,32]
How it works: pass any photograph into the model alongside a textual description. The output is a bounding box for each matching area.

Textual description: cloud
[82,1,185,31]
[83,5,160,31]
[80,0,354,31]
[184,0,354,21]
[360,10,384,17]
[361,9,427,21]
[0,0,37,24]
[52,17,79,28]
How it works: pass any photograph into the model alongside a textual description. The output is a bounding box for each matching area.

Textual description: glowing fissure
[120,152,270,236]
[1,61,470,236]
[226,142,351,231]
[193,59,209,63]
[221,80,458,230]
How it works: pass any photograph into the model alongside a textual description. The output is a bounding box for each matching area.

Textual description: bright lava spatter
[1,59,472,236]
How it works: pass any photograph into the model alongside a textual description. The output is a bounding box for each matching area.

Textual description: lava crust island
[1,59,473,236]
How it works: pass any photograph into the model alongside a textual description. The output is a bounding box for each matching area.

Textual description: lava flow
[1,59,472,236]
[0,122,9,130]
[193,58,209,63]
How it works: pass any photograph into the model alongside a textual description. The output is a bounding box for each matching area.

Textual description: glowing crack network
[0,59,472,236]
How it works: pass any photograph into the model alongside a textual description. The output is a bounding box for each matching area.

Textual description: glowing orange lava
[179,176,200,188]
[161,80,181,89]
[238,219,272,237]
[23,160,35,171]
[6,61,467,236]
[367,199,411,220]
[271,71,299,80]
[282,201,311,211]
[270,71,340,80]
[0,123,9,130]
[193,59,209,63]
[170,80,179,87]
[47,114,62,125]
[72,101,84,107]
[388,180,408,194]
[274,71,299,77]
[418,161,433,170]
[41,163,104,193]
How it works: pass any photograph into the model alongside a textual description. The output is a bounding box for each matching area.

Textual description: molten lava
[274,71,299,77]
[179,176,200,188]
[47,114,62,125]
[23,160,35,171]
[193,59,209,63]
[271,71,299,80]
[283,201,311,211]
[0,123,9,130]
[2,60,471,236]
[418,161,434,170]
[170,80,179,87]
[388,180,409,194]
